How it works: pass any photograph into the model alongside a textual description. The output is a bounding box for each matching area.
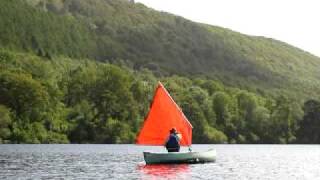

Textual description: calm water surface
[0,144,319,179]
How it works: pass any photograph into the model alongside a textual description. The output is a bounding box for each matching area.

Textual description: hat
[170,128,177,134]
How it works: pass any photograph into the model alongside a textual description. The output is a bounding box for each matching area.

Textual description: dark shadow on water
[137,163,190,178]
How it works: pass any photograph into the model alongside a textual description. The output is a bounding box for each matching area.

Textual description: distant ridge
[0,0,319,99]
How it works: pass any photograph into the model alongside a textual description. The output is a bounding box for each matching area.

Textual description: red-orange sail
[136,82,193,146]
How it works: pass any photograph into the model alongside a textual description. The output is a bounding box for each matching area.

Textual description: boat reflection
[137,163,190,179]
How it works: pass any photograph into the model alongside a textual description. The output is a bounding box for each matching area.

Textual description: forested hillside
[0,0,320,144]
[1,50,319,144]
[1,0,320,99]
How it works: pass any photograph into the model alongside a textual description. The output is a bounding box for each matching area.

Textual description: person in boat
[165,128,182,152]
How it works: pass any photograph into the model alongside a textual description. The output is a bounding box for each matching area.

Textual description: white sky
[135,0,320,57]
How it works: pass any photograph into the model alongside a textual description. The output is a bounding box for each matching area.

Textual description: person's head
[170,128,177,134]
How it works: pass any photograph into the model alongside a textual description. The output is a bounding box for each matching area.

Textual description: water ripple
[0,144,319,179]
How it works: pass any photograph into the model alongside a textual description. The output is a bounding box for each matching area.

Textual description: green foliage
[0,0,319,144]
[0,0,319,101]
[0,49,317,144]
[0,0,95,58]
[0,105,12,143]
[0,71,49,120]
[203,126,228,143]
[212,92,231,128]
[297,100,320,143]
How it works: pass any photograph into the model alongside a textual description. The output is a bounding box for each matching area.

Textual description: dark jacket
[165,133,180,149]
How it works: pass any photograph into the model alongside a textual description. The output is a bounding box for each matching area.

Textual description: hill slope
[1,0,320,99]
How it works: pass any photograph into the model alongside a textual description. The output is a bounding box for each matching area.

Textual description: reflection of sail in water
[137,164,190,179]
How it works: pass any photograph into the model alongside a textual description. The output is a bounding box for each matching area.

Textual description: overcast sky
[135,0,320,57]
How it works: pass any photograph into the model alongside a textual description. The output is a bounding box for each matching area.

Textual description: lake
[0,144,319,179]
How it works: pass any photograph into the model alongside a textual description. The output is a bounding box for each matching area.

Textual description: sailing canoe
[136,82,193,146]
[136,82,216,164]
[144,149,216,164]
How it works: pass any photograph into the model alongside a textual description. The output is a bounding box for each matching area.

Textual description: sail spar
[136,82,193,146]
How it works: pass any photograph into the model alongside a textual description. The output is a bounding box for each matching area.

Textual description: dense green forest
[0,0,320,144]
[1,50,319,144]
[1,0,320,99]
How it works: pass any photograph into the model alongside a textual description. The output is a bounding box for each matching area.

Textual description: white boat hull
[143,149,216,164]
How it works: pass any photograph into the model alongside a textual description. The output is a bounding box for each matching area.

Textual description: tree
[0,71,49,121]
[212,91,231,128]
[234,91,258,143]
[68,100,97,143]
[0,105,12,143]
[197,79,224,96]
[87,65,138,143]
[270,95,296,143]
[251,106,271,143]
[297,99,320,143]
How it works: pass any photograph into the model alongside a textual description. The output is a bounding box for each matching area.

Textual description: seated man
[165,128,182,152]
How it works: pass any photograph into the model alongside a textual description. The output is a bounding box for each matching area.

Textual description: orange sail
[136,82,193,146]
